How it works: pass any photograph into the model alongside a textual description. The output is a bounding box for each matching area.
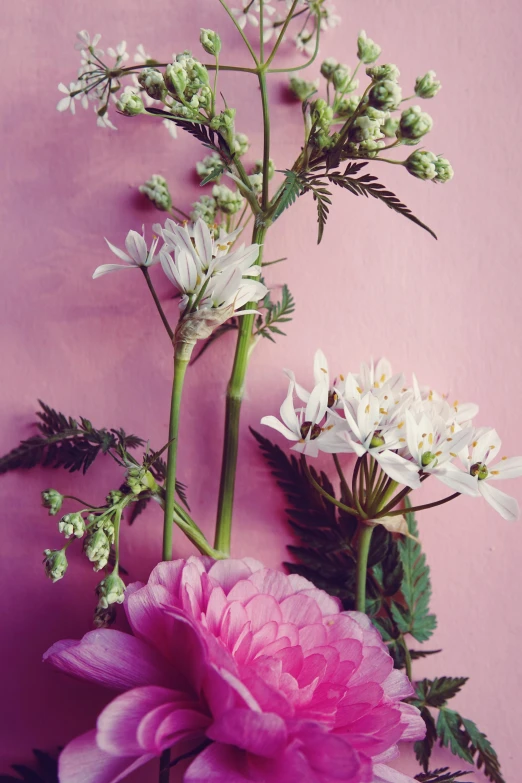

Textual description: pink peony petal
[43,630,173,691]
[184,742,251,782]
[58,730,154,783]
[208,708,288,757]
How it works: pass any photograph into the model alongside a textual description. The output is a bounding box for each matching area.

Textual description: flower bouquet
[2,2,518,782]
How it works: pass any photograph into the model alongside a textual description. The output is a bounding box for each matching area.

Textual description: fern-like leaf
[271,170,303,221]
[145,109,231,159]
[256,285,295,342]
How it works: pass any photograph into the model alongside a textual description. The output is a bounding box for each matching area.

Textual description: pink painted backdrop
[1,1,521,780]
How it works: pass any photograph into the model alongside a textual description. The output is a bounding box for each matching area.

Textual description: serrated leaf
[200,164,225,185]
[272,171,303,221]
[461,717,505,783]
[145,109,231,159]
[327,162,437,239]
[392,498,437,642]
[415,706,438,772]
[437,709,474,764]
[414,677,469,709]
[415,769,473,783]
[256,285,296,343]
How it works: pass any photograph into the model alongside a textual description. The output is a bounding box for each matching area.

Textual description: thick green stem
[162,345,191,562]
[214,224,268,553]
[356,523,374,612]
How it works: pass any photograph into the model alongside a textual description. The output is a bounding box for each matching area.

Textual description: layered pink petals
[46,557,424,783]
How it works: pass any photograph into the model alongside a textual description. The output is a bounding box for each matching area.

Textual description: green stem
[142,268,175,342]
[332,454,354,506]
[356,523,374,612]
[378,492,460,518]
[268,17,321,73]
[162,345,191,561]
[217,0,260,65]
[301,455,359,516]
[264,0,300,69]
[400,635,413,681]
[214,224,268,553]
[258,70,271,210]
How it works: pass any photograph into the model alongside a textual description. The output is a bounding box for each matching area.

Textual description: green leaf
[413,677,469,709]
[436,709,474,764]
[327,161,437,239]
[145,109,232,159]
[391,498,437,642]
[200,164,225,185]
[460,717,505,783]
[256,285,296,343]
[272,171,303,222]
[415,707,438,772]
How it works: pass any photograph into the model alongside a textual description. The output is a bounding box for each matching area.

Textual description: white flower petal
[375,450,421,489]
[479,481,520,521]
[489,456,522,480]
[260,415,300,442]
[104,238,132,264]
[92,263,132,279]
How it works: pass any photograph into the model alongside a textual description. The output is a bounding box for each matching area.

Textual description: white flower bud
[357,30,381,64]
[253,159,275,180]
[366,64,400,83]
[382,116,400,138]
[230,132,249,157]
[117,91,144,116]
[249,173,263,194]
[405,149,438,181]
[96,572,126,609]
[200,28,221,56]
[415,70,441,99]
[368,79,402,111]
[289,76,319,102]
[320,57,339,79]
[84,529,110,571]
[191,195,217,224]
[137,68,167,101]
[196,153,223,183]
[434,156,454,183]
[43,549,68,582]
[58,512,86,539]
[41,489,63,516]
[139,174,172,211]
[399,105,433,143]
[212,184,244,215]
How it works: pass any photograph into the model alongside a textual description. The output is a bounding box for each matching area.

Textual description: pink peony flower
[44,557,425,783]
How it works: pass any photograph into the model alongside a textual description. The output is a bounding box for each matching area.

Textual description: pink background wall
[1,1,521,780]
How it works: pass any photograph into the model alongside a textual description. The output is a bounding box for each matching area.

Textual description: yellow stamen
[491,470,499,475]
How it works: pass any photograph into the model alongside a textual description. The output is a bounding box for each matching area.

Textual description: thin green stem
[268,14,321,73]
[214,224,268,553]
[142,268,175,342]
[258,70,271,209]
[264,0,300,69]
[356,523,374,612]
[352,458,365,517]
[332,454,354,506]
[162,346,190,561]
[259,0,265,64]
[400,635,413,681]
[168,204,191,221]
[301,455,359,516]
[379,492,460,519]
[63,495,100,509]
[217,0,260,65]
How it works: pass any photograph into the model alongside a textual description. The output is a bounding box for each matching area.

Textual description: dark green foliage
[391,498,437,642]
[256,285,295,342]
[0,401,188,509]
[414,677,469,709]
[0,401,145,475]
[200,164,225,185]
[271,170,303,222]
[414,770,472,783]
[0,750,58,783]
[145,109,232,160]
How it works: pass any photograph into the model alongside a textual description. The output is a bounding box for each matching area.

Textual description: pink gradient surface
[1,1,521,780]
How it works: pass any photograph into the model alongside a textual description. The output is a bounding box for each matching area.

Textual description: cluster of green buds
[58,512,86,539]
[164,51,212,118]
[288,30,453,180]
[95,572,126,610]
[43,548,68,582]
[139,174,172,211]
[248,159,275,195]
[196,153,223,183]
[191,194,217,224]
[117,90,145,117]
[200,28,221,57]
[41,489,64,516]
[125,466,158,495]
[212,184,244,215]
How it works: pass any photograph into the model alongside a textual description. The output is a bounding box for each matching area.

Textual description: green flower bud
[249,173,263,195]
[126,467,158,495]
[139,174,172,211]
[370,434,385,448]
[212,184,244,215]
[332,65,352,93]
[42,489,63,516]
[405,149,438,181]
[289,76,319,102]
[434,156,454,183]
[311,98,333,131]
[415,70,441,99]
[336,95,361,118]
[358,138,386,158]
[366,64,400,82]
[357,30,381,64]
[368,79,402,111]
[421,451,436,467]
[96,572,126,609]
[210,107,236,131]
[43,549,68,582]
[320,57,339,79]
[253,159,275,180]
[196,153,223,183]
[200,28,222,56]
[399,105,433,143]
[191,195,217,224]
[382,116,400,138]
[230,132,249,157]
[165,62,188,98]
[117,91,144,116]
[106,489,125,506]
[137,68,167,101]
[350,113,385,143]
[84,529,110,571]
[58,512,86,539]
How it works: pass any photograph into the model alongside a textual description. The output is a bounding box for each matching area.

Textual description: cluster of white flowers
[261,350,522,520]
[230,0,340,53]
[56,30,177,139]
[94,218,267,333]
